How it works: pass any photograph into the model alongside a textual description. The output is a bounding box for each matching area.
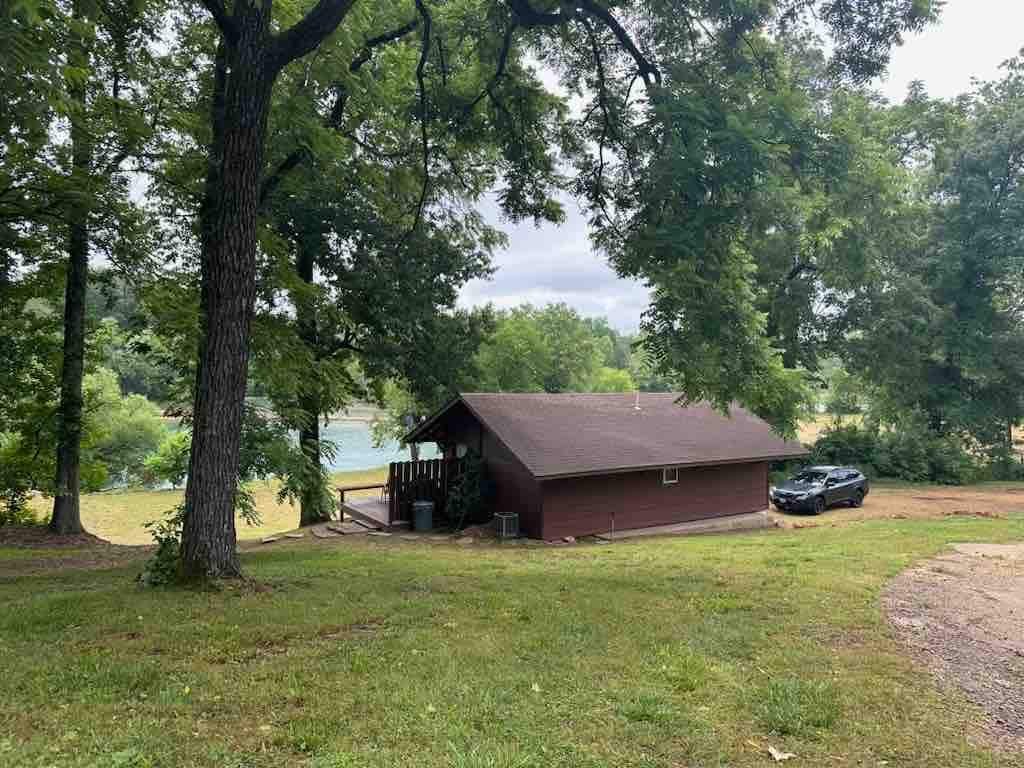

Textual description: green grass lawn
[2,515,1023,768]
[28,468,389,545]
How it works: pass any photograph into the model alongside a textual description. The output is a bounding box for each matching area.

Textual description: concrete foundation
[594,509,770,541]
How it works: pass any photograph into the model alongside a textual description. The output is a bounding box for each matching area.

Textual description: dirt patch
[0,524,145,576]
[883,542,1024,753]
[771,484,1024,529]
[0,524,113,548]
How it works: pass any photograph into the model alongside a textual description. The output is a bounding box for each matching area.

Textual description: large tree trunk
[50,0,91,536]
[294,237,333,526]
[181,14,275,580]
[180,0,359,577]
[51,219,89,534]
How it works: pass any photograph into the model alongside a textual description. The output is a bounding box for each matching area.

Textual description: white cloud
[462,0,1022,332]
[458,194,650,332]
[878,0,1024,102]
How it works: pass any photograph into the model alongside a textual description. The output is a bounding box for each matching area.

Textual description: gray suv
[770,466,869,514]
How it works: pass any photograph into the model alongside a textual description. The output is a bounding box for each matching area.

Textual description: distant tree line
[372,302,674,443]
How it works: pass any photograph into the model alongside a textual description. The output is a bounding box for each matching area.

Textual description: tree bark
[180,0,359,577]
[50,0,91,536]
[295,236,332,526]
[51,219,89,534]
[181,10,275,579]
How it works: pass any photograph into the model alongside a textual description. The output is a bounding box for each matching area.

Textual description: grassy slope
[2,515,1024,767]
[28,468,389,545]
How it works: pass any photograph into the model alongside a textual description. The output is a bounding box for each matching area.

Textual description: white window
[662,467,679,485]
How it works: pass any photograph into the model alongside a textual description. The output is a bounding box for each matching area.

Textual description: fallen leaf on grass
[768,745,796,762]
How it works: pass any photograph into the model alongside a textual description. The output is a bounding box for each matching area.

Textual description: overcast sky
[458,0,1024,332]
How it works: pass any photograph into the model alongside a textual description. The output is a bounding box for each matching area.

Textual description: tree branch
[463,22,515,116]
[317,333,363,359]
[582,17,616,230]
[508,0,659,93]
[507,0,572,27]
[269,0,359,73]
[200,41,228,256]
[786,261,818,281]
[259,148,311,206]
[403,0,433,242]
[259,18,421,205]
[199,0,237,43]
[577,0,660,89]
[350,18,420,73]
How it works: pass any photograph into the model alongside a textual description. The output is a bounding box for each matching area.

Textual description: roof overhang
[532,449,810,481]
[403,395,463,444]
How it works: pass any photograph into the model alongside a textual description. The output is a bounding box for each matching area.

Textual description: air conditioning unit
[493,511,519,539]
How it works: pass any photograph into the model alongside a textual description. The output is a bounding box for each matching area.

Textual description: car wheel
[851,490,864,508]
[813,497,825,515]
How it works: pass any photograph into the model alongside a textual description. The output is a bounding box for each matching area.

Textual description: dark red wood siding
[481,429,543,537]
[539,462,769,540]
[442,404,543,538]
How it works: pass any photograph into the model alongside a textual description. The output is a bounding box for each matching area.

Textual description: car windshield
[793,470,828,484]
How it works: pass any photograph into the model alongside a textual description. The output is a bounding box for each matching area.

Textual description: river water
[322,420,438,472]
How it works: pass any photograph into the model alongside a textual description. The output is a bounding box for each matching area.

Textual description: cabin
[395,392,807,540]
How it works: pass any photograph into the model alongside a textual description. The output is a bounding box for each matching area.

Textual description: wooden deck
[341,497,409,532]
[337,458,461,534]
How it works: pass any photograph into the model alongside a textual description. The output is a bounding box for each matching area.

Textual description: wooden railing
[387,458,464,523]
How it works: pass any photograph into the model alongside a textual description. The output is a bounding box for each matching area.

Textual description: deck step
[327,522,371,535]
[341,497,410,532]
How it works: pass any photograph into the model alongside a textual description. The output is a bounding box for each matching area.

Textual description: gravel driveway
[884,542,1024,753]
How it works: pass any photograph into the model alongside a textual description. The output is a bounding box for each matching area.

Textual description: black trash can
[412,500,434,532]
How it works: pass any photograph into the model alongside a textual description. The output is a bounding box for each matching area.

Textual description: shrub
[83,370,168,487]
[925,433,982,485]
[139,484,263,586]
[987,448,1024,481]
[811,423,879,470]
[810,419,980,485]
[142,430,190,488]
[138,505,184,587]
[756,677,841,737]
[0,488,37,526]
[444,451,494,529]
[769,458,808,486]
[875,423,979,485]
[874,428,930,481]
[0,434,39,526]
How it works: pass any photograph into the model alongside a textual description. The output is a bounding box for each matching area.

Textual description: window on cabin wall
[662,467,679,485]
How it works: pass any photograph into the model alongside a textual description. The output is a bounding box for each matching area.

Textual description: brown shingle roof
[411,393,807,479]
